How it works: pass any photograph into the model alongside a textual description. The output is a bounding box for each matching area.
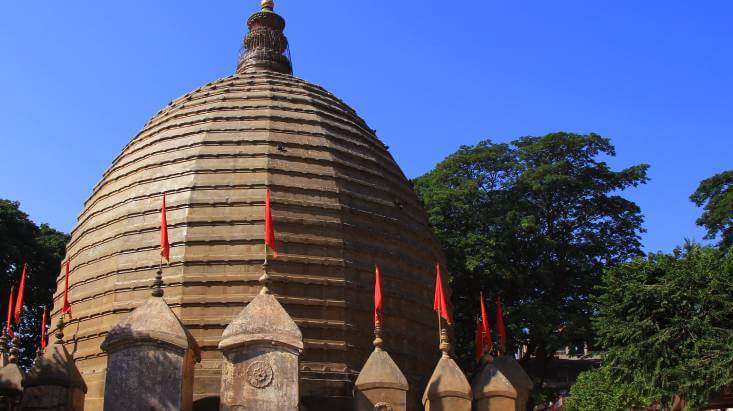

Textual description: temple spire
[237,0,292,75]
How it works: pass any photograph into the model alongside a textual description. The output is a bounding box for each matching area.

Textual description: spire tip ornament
[8,335,19,364]
[259,269,271,295]
[56,316,65,343]
[152,268,164,298]
[373,321,384,351]
[439,328,450,358]
[238,0,292,74]
[0,328,8,354]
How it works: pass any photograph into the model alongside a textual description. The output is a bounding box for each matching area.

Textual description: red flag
[374,265,383,326]
[265,189,277,258]
[475,316,484,362]
[160,193,170,262]
[40,306,48,349]
[480,292,493,353]
[496,297,507,354]
[14,264,27,325]
[62,257,72,316]
[433,263,451,325]
[5,286,14,338]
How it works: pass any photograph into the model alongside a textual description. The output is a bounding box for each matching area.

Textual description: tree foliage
[0,199,68,367]
[564,365,653,411]
[690,170,733,250]
[594,244,733,409]
[412,132,648,382]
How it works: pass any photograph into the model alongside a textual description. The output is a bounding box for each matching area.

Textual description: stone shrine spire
[237,0,292,75]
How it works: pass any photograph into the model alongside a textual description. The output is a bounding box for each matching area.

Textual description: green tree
[0,199,69,367]
[412,133,648,387]
[691,170,733,250]
[564,366,652,411]
[594,245,733,409]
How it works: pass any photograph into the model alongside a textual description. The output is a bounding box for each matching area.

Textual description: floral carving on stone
[246,361,274,389]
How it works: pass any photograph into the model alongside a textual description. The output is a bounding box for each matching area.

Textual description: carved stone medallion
[246,361,274,389]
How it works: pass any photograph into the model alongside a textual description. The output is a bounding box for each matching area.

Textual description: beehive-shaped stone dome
[52,2,445,410]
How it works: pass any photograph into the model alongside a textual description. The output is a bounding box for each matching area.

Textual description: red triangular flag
[374,265,383,326]
[475,316,484,362]
[480,292,493,353]
[62,257,72,316]
[40,306,48,349]
[265,189,278,258]
[433,263,451,325]
[5,286,14,338]
[496,297,507,354]
[14,264,27,325]
[160,193,170,262]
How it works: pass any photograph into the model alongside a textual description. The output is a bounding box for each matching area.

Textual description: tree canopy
[0,199,68,367]
[412,132,649,385]
[593,244,733,409]
[564,365,658,411]
[690,170,733,250]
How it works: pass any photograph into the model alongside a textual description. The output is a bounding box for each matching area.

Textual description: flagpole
[437,312,442,342]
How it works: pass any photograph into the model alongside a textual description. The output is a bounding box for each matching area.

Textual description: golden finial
[261,0,274,11]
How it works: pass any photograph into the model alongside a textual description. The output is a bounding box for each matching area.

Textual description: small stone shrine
[100,268,201,411]
[0,333,24,410]
[471,355,518,411]
[353,323,409,411]
[21,318,87,411]
[218,272,303,410]
[421,330,472,411]
[493,356,534,411]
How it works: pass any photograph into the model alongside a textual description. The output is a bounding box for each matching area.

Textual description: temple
[43,1,478,410]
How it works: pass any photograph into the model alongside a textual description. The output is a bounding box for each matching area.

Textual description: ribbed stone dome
[51,4,446,411]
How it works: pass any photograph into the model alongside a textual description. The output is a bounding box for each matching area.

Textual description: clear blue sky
[1,1,731,253]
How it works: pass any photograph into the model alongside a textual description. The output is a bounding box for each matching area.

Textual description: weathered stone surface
[472,357,518,411]
[220,344,300,411]
[101,295,201,411]
[50,3,447,409]
[354,346,408,411]
[493,356,533,411]
[422,338,473,411]
[0,363,23,398]
[102,296,200,353]
[0,335,23,410]
[219,289,303,411]
[219,291,303,352]
[22,334,87,411]
[422,352,471,411]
